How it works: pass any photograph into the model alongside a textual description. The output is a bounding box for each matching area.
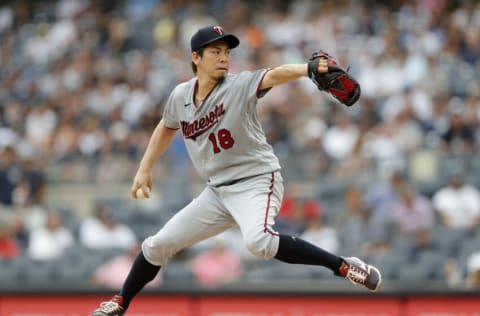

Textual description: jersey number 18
[208,129,235,154]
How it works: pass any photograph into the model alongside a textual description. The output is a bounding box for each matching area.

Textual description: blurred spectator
[0,146,45,208]
[191,236,244,288]
[460,27,480,65]
[27,210,74,261]
[300,200,339,253]
[275,184,307,235]
[390,182,435,234]
[121,83,156,127]
[381,86,433,128]
[330,130,372,182]
[78,116,106,158]
[336,185,391,257]
[405,228,439,262]
[322,112,359,161]
[362,122,407,179]
[0,146,21,206]
[92,243,162,289]
[19,157,45,206]
[443,258,463,289]
[390,107,424,154]
[464,85,480,126]
[85,76,121,118]
[432,170,480,229]
[0,218,19,260]
[440,112,475,154]
[465,252,480,289]
[51,117,80,160]
[363,171,405,221]
[25,103,58,154]
[79,203,137,250]
[8,213,29,250]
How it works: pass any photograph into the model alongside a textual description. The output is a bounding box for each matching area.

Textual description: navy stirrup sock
[119,251,161,309]
[275,234,343,273]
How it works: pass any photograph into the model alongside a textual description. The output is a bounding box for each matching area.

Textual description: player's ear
[191,52,200,74]
[192,51,201,64]
[191,49,204,74]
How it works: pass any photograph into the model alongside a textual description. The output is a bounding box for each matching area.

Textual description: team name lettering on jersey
[181,103,225,141]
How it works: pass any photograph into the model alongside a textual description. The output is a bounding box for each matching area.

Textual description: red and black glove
[307,50,361,107]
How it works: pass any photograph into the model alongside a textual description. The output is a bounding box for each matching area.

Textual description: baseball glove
[307,50,361,107]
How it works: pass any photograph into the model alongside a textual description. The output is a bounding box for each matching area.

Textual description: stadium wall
[1,293,480,315]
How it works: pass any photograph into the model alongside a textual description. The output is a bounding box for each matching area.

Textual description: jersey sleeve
[162,88,180,129]
[236,68,271,101]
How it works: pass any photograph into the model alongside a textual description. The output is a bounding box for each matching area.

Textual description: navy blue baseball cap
[190,25,240,52]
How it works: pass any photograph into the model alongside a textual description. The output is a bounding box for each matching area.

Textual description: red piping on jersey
[256,69,273,99]
[264,172,279,236]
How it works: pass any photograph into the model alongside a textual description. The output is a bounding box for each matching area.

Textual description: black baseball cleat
[92,295,126,316]
[338,256,382,291]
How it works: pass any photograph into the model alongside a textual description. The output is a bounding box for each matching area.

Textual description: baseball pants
[142,171,284,266]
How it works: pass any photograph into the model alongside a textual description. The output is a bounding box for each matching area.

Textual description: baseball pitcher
[92,25,380,316]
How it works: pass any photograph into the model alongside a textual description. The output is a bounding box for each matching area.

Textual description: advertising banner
[1,294,480,316]
[198,296,400,316]
[407,297,480,316]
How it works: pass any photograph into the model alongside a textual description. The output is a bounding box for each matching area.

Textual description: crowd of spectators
[1,0,480,290]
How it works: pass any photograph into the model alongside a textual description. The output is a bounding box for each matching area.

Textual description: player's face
[195,41,230,80]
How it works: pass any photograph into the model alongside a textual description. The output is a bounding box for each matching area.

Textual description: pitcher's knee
[142,234,181,266]
[244,231,279,260]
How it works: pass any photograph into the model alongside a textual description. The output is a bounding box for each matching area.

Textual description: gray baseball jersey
[142,69,284,265]
[162,69,281,186]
